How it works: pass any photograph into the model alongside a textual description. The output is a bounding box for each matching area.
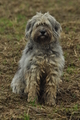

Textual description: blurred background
[0,0,80,119]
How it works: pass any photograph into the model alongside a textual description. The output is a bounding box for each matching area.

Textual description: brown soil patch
[0,0,80,119]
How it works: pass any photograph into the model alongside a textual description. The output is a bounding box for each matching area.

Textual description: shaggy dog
[11,12,65,106]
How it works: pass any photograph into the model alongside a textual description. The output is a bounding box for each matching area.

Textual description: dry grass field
[0,0,80,119]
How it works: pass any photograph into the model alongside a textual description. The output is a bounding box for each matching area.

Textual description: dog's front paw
[45,97,56,106]
[27,93,38,104]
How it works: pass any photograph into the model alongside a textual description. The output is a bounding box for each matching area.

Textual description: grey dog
[11,12,65,106]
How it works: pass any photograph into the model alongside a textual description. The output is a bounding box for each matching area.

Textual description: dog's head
[25,12,62,44]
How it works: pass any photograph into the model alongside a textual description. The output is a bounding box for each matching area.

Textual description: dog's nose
[40,30,46,35]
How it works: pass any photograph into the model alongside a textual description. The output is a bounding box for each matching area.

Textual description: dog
[11,12,65,106]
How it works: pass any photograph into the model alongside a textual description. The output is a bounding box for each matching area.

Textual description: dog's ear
[25,19,36,39]
[25,20,32,39]
[26,20,32,31]
[48,14,62,37]
[54,21,62,37]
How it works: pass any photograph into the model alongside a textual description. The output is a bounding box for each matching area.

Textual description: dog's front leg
[24,69,40,103]
[44,73,59,106]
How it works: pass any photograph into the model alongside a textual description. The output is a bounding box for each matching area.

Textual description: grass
[65,27,70,33]
[66,67,74,74]
[73,104,78,111]
[29,98,37,107]
[66,64,76,74]
[0,18,13,33]
[0,14,27,41]
[17,14,26,22]
[0,0,80,119]
[65,76,69,82]
[3,60,7,65]
[23,113,30,120]
[64,52,68,59]
[77,45,80,50]
[22,101,80,120]
[55,104,79,113]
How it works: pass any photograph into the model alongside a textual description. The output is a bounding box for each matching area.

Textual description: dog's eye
[44,23,48,27]
[36,24,39,27]
[55,26,58,32]
[43,23,46,25]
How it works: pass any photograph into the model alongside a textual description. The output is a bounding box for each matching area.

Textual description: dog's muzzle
[34,26,52,44]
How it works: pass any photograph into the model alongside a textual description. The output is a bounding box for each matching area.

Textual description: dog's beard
[36,32,51,44]
[31,26,52,44]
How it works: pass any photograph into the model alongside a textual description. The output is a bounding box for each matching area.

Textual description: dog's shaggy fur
[11,12,65,106]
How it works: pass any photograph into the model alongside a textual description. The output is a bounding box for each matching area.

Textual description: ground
[0,0,80,119]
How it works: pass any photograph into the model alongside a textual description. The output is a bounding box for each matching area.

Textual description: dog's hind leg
[11,69,25,94]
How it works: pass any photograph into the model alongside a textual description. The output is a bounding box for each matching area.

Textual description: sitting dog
[11,12,65,106]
